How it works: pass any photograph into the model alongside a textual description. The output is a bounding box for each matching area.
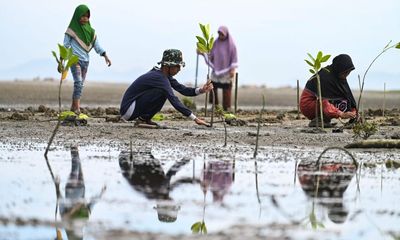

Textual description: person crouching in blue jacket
[120,49,213,126]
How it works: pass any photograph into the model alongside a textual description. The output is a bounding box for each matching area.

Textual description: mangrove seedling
[352,121,378,140]
[305,51,331,130]
[196,23,215,126]
[44,44,79,158]
[357,40,400,115]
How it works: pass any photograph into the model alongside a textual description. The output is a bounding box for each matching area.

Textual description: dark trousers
[130,88,167,121]
[209,83,232,111]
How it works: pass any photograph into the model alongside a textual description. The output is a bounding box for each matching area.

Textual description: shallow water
[0,143,399,240]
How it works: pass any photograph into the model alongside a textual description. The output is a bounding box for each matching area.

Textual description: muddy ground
[0,81,400,240]
[0,81,399,149]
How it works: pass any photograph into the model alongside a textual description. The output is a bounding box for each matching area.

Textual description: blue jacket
[120,67,197,117]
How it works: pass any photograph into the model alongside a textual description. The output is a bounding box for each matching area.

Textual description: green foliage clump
[352,122,378,139]
[196,23,214,54]
[181,97,196,110]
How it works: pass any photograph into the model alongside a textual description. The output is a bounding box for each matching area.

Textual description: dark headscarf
[305,54,357,110]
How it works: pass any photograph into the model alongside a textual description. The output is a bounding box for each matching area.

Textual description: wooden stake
[234,72,239,114]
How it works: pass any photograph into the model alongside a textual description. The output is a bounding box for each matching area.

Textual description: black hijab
[305,54,357,110]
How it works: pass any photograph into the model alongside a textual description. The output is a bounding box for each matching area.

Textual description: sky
[1,0,400,90]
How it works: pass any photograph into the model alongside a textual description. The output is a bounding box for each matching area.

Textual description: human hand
[194,117,210,127]
[229,69,236,78]
[104,55,112,67]
[340,111,356,119]
[200,81,213,93]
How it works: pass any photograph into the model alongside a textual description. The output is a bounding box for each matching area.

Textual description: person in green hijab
[64,4,112,114]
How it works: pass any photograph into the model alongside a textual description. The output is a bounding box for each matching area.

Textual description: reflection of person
[300,54,358,127]
[64,4,112,114]
[119,150,198,222]
[201,26,238,111]
[120,49,213,126]
[297,161,356,224]
[57,146,106,240]
[201,160,234,203]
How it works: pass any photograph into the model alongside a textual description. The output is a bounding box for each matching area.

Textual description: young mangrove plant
[44,44,79,158]
[357,40,400,114]
[352,121,378,140]
[305,51,331,129]
[196,23,215,126]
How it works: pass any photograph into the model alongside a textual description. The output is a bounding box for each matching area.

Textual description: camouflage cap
[158,49,186,67]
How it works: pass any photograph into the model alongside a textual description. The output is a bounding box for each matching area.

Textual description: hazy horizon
[1,0,400,90]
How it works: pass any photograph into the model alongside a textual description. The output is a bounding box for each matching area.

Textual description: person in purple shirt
[120,49,213,126]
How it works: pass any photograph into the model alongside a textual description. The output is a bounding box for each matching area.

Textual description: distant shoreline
[0,80,398,110]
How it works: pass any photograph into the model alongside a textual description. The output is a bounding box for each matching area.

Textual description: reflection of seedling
[192,161,208,235]
[352,121,378,140]
[191,221,207,234]
[254,95,265,158]
[305,51,331,130]
[44,44,79,157]
[181,96,196,110]
[196,23,215,126]
[308,203,325,230]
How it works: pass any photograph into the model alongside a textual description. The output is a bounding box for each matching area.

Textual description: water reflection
[46,146,106,240]
[201,160,235,204]
[119,150,199,223]
[298,156,357,225]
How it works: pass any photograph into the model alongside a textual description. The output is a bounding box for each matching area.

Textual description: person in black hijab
[300,54,358,127]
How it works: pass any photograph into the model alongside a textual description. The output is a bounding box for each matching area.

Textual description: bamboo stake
[234,72,239,114]
[297,79,300,119]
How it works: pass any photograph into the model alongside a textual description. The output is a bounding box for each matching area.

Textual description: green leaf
[191,222,201,233]
[201,222,207,234]
[309,69,315,74]
[395,42,400,49]
[66,55,79,70]
[52,51,60,64]
[196,36,206,46]
[197,42,208,54]
[205,24,210,40]
[66,47,73,60]
[307,53,315,62]
[320,54,331,63]
[317,51,323,61]
[209,36,215,51]
[315,60,321,70]
[199,23,209,41]
[305,60,314,67]
[58,44,68,59]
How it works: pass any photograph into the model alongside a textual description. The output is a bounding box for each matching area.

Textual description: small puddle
[0,143,399,239]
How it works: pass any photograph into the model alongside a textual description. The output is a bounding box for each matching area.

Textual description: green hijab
[67,5,95,47]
